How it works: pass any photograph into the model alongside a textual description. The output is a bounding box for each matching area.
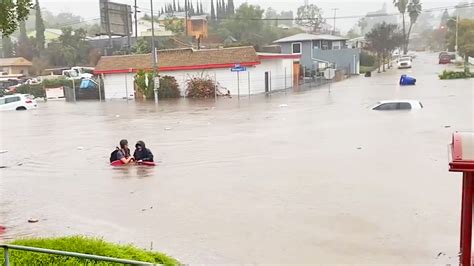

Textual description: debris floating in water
[28,218,39,223]
[115,115,120,118]
[0,150,8,154]
[77,146,84,150]
[444,125,451,128]
[279,104,288,108]
[164,127,172,131]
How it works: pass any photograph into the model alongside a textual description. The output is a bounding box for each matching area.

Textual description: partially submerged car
[372,100,423,111]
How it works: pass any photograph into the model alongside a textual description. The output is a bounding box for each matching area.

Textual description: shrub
[16,84,45,98]
[159,76,181,98]
[15,78,77,98]
[185,76,216,98]
[0,236,179,265]
[134,70,155,99]
[360,51,376,66]
[439,70,473,79]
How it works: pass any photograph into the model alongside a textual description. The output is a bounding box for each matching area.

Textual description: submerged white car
[397,57,412,69]
[372,100,423,111]
[0,94,38,111]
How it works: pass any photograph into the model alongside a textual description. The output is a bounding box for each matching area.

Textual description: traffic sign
[324,68,336,80]
[231,64,247,72]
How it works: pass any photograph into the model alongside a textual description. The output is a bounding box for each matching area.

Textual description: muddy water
[1,53,473,263]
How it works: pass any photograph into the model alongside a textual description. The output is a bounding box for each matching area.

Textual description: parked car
[397,57,412,69]
[372,100,423,111]
[439,54,452,64]
[0,94,38,111]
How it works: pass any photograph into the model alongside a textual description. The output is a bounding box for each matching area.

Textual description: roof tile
[95,46,259,72]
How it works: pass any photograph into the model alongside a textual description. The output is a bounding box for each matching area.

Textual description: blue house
[273,33,360,75]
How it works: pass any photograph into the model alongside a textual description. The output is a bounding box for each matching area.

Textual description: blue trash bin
[400,74,416,85]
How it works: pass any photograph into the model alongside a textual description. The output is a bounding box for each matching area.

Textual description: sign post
[230,64,247,106]
[323,68,336,93]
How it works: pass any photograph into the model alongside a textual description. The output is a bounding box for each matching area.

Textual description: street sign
[324,68,336,80]
[154,77,160,89]
[231,64,247,72]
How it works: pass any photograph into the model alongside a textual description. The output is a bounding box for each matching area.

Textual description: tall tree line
[161,0,207,16]
[211,0,234,21]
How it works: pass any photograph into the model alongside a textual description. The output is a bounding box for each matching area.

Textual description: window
[321,40,329,50]
[0,98,5,105]
[292,43,302,54]
[5,96,20,104]
[313,40,320,49]
[332,41,341,50]
[374,103,399,110]
[398,102,412,110]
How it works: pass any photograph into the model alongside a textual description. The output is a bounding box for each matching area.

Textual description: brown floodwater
[1,53,473,264]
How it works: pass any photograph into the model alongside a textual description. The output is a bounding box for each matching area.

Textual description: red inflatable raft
[110,160,157,166]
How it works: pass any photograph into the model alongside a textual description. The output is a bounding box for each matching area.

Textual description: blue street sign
[231,66,247,72]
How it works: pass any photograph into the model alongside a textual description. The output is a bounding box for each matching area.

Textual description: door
[293,61,300,87]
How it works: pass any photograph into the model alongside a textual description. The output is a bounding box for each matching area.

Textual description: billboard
[100,0,132,36]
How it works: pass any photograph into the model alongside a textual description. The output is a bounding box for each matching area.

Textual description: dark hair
[119,139,128,149]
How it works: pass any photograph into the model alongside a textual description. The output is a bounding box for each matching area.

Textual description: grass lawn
[0,236,179,265]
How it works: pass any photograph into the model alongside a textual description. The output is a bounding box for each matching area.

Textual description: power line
[140,3,469,21]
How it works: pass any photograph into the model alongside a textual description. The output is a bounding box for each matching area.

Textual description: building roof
[257,53,301,60]
[0,57,32,67]
[94,46,260,74]
[273,33,348,43]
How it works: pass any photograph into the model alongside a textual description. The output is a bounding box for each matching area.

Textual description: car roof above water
[378,100,420,104]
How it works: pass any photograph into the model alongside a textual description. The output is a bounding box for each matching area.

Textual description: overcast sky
[39,0,459,32]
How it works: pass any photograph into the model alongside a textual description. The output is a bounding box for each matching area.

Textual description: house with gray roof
[274,33,360,75]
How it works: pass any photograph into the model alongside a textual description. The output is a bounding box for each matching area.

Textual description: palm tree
[393,0,409,53]
[406,0,422,53]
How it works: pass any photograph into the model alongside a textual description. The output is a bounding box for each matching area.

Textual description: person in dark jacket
[133,140,154,162]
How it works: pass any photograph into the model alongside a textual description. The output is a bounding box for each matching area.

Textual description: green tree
[210,0,216,21]
[440,9,450,28]
[346,27,361,39]
[406,0,422,53]
[46,27,89,67]
[393,0,408,53]
[358,17,368,35]
[164,16,185,34]
[296,4,325,33]
[1,36,14,57]
[221,4,264,44]
[265,7,279,26]
[0,0,32,36]
[35,0,45,52]
[131,38,151,54]
[447,19,474,72]
[16,20,36,60]
[366,22,404,72]
[227,0,235,15]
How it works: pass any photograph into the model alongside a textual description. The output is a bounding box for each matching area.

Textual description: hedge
[439,70,474,80]
[0,236,179,265]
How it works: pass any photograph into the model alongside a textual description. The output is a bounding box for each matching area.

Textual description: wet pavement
[1,52,473,264]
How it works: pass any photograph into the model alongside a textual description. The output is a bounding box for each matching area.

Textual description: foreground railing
[0,244,154,265]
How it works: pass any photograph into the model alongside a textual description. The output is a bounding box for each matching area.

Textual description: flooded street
[1,52,473,263]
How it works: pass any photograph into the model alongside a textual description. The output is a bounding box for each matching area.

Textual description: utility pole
[134,0,139,39]
[104,0,113,55]
[332,8,339,35]
[185,0,188,36]
[455,14,459,54]
[150,0,158,104]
